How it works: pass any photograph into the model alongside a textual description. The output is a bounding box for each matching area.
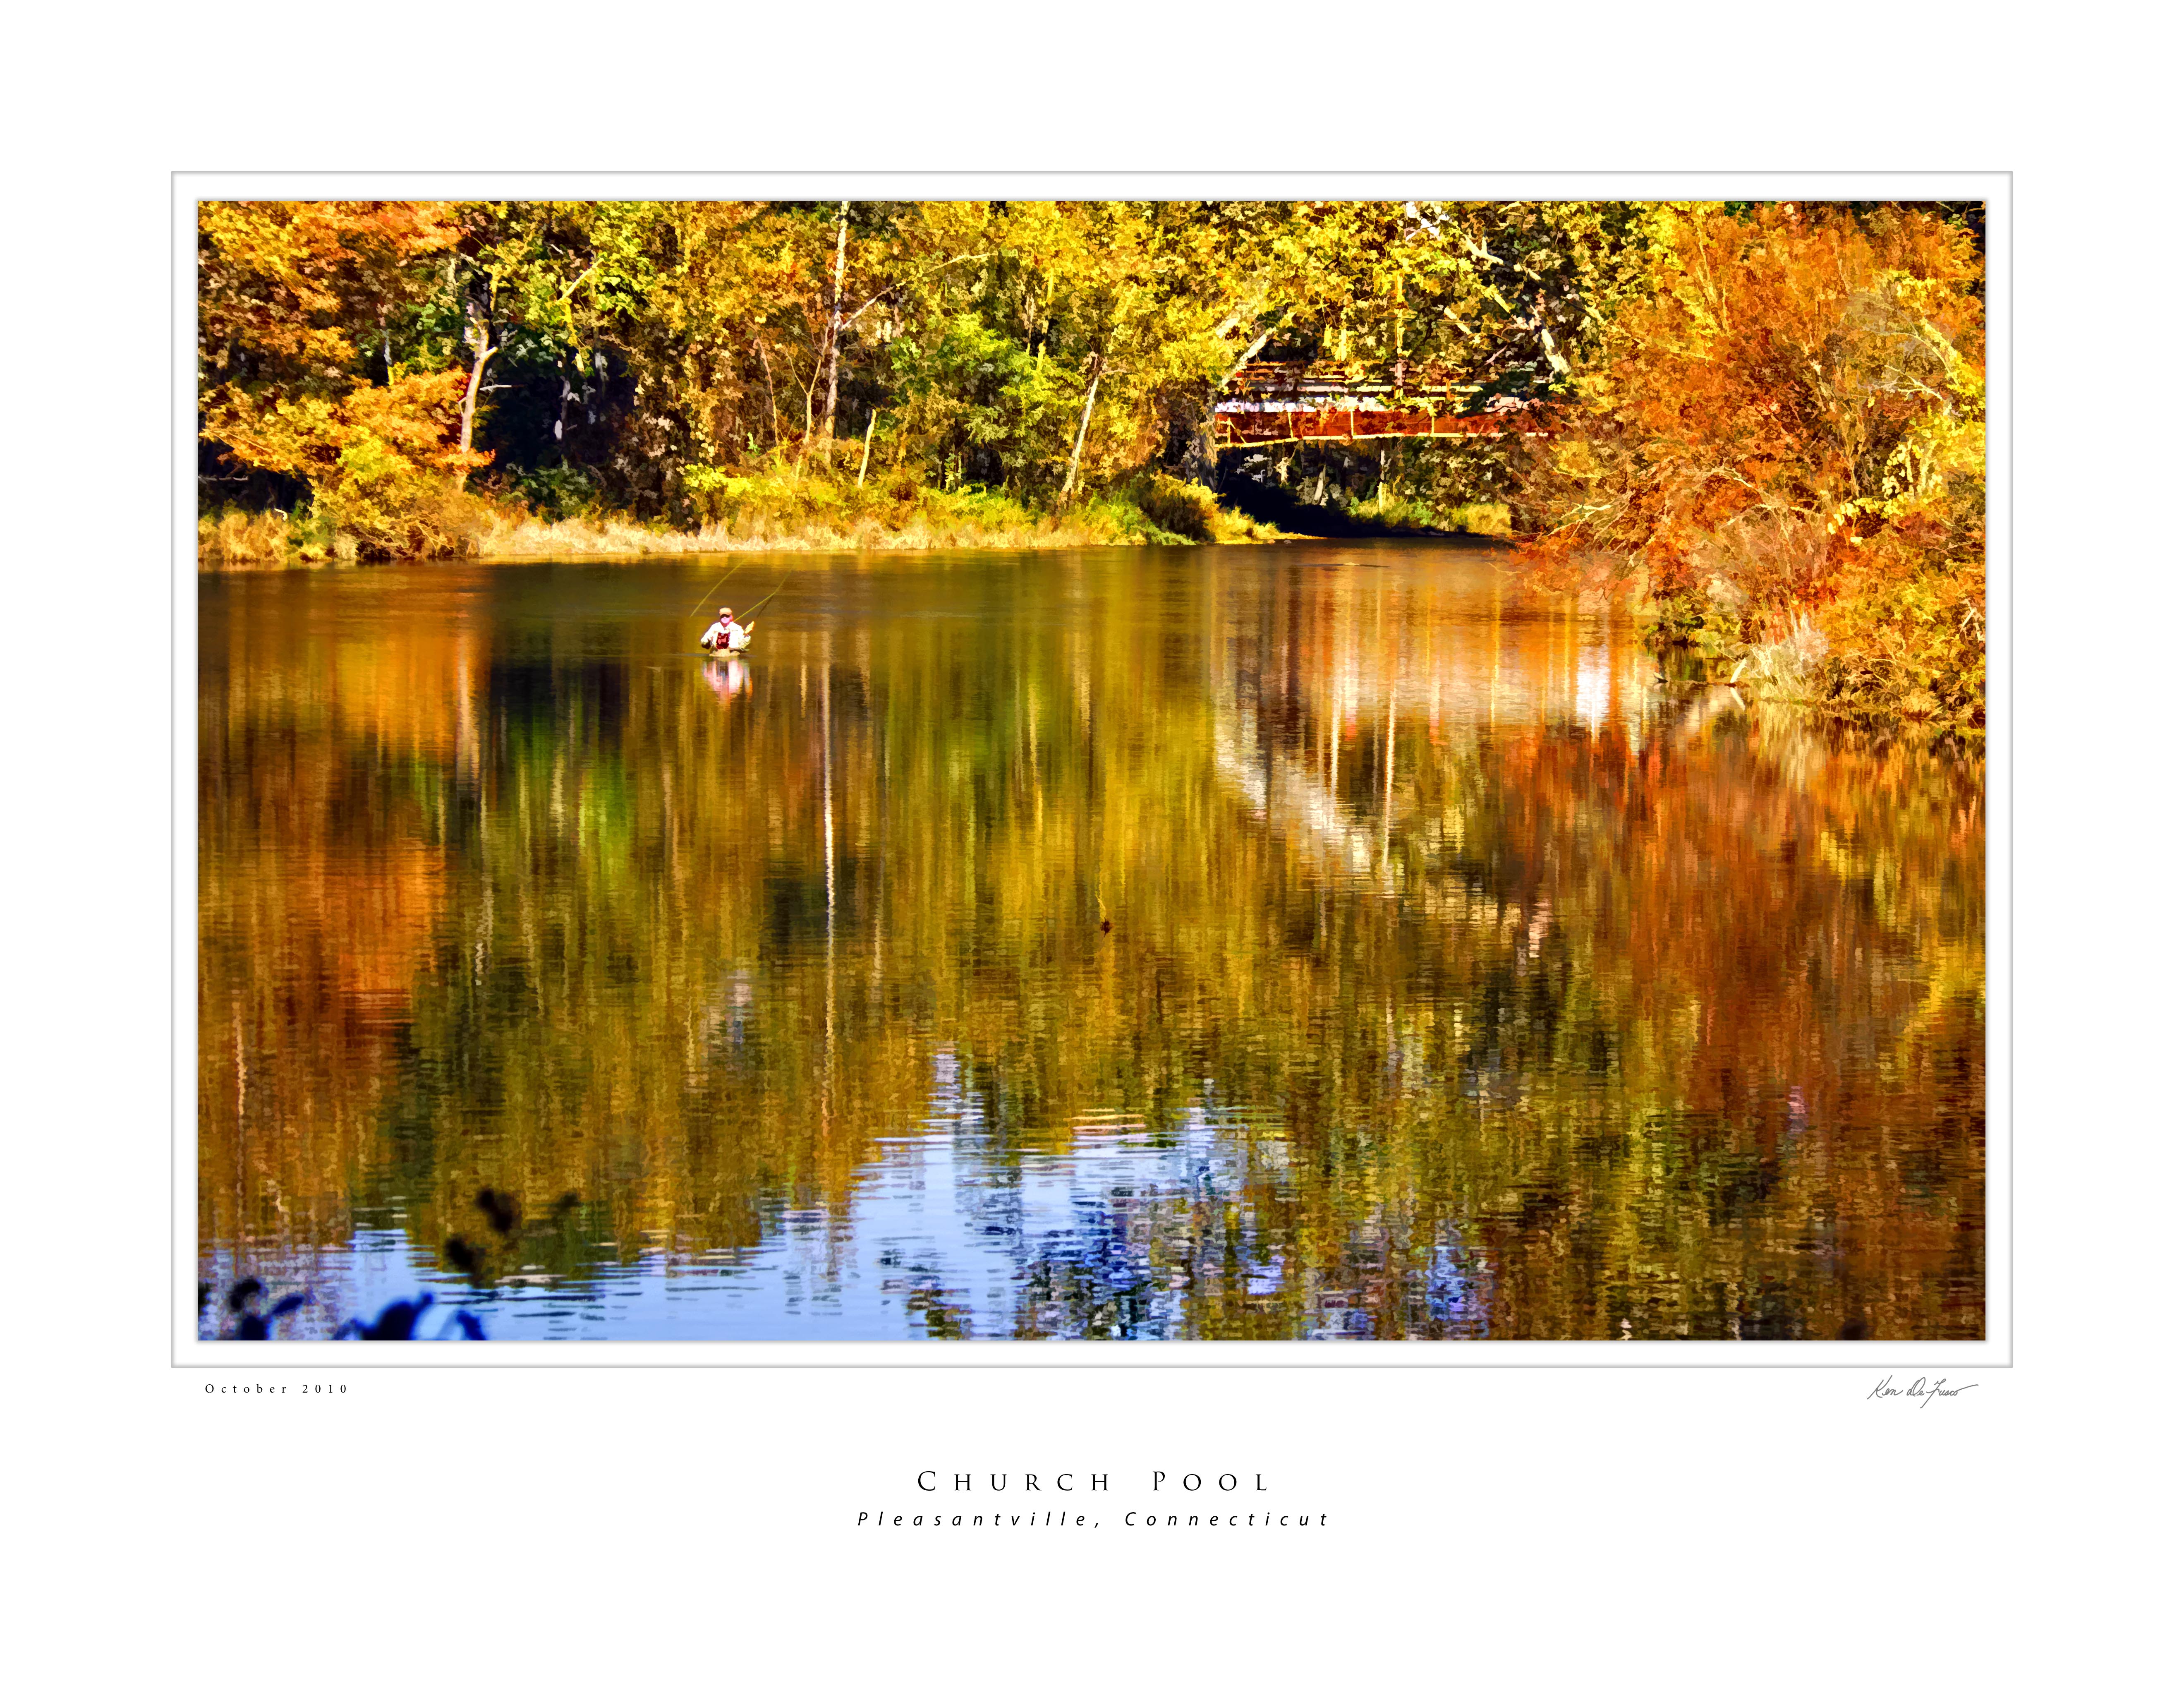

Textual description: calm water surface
[198,544,1984,1339]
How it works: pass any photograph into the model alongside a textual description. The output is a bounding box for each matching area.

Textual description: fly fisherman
[699,607,750,654]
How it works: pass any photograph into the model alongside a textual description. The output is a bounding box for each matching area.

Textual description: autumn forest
[198,200,1985,729]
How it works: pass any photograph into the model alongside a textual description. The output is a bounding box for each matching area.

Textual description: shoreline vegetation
[197,460,1527,563]
[200,464,1294,565]
[198,199,1983,729]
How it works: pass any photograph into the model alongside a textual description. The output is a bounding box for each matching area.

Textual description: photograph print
[195,197,1987,1343]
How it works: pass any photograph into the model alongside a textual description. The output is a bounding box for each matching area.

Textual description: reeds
[201,470,1288,569]
[197,508,313,568]
[1731,614,1831,702]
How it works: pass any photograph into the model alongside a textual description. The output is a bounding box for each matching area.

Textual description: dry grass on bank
[474,505,1156,560]
[199,472,1287,569]
[199,509,313,568]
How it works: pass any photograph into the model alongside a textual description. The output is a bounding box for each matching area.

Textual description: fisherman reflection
[703,653,750,705]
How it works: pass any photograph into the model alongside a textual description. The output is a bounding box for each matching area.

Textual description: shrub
[680,464,758,525]
[1134,473,1223,542]
[515,463,603,523]
[1445,502,1512,537]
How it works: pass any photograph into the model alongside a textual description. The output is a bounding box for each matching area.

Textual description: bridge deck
[1214,361,1549,447]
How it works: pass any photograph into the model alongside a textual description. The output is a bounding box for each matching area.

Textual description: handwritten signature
[1866,1374,1978,1407]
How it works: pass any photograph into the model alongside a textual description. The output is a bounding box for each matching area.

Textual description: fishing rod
[738,580,788,626]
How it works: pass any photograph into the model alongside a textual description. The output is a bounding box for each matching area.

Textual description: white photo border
[173,170,2010,1369]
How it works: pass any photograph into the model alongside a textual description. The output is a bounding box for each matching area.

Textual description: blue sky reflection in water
[201,1065,1478,1340]
[197,545,1984,1340]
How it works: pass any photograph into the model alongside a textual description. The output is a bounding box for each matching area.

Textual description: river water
[197,544,1984,1340]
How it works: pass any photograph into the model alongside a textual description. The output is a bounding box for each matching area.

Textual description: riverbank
[1630,568,1985,736]
[1217,475,1513,542]
[199,472,1290,570]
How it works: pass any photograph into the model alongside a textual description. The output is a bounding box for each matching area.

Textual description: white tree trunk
[1061,357,1103,501]
[818,201,849,458]
[457,312,498,478]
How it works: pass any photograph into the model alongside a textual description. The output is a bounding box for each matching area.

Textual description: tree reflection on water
[198,549,1983,1339]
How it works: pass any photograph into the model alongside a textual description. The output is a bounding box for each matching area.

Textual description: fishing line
[688,558,751,620]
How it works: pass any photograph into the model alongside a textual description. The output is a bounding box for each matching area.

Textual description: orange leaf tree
[1516,203,1984,723]
[199,201,488,556]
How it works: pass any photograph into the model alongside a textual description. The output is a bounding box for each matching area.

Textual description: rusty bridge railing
[1213,361,1552,448]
